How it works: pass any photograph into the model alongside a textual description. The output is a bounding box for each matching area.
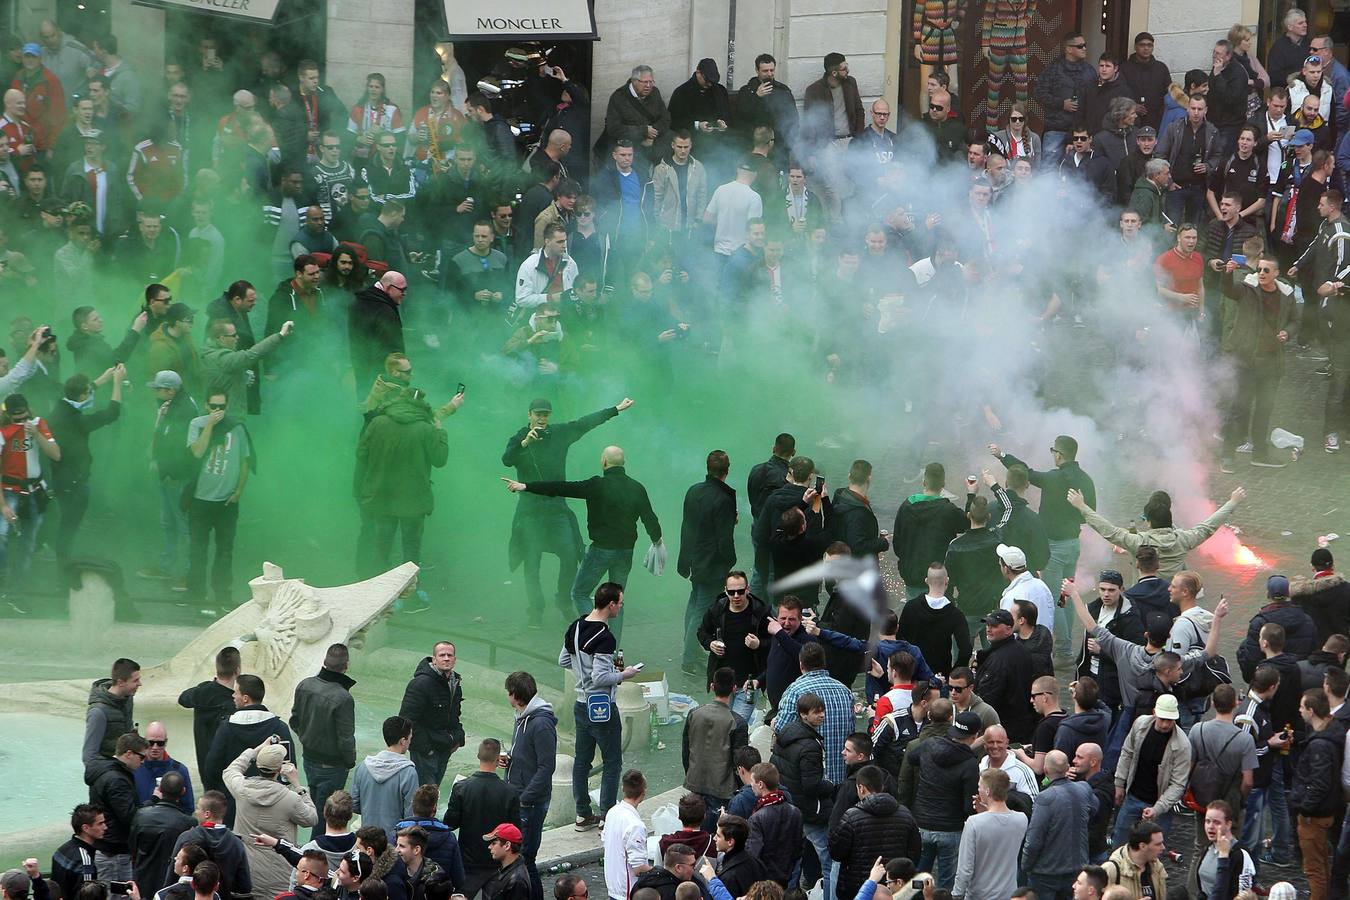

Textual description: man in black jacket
[49,367,123,573]
[502,671,553,900]
[708,816,764,898]
[481,824,531,900]
[630,845,702,900]
[909,711,981,889]
[1237,575,1320,679]
[502,397,632,626]
[178,647,239,779]
[84,731,148,881]
[974,610,1036,741]
[1077,572,1145,716]
[678,450,738,673]
[290,643,356,840]
[893,462,968,600]
[736,55,798,165]
[746,434,795,597]
[349,272,406,388]
[829,765,920,900]
[203,674,293,825]
[1121,33,1171,131]
[744,762,802,887]
[944,496,1003,623]
[129,771,193,894]
[754,457,828,601]
[446,740,522,899]
[169,791,253,900]
[1292,689,1344,899]
[398,642,465,790]
[595,66,671,167]
[505,445,661,639]
[831,460,889,558]
[50,804,105,900]
[696,573,770,717]
[1292,548,1350,642]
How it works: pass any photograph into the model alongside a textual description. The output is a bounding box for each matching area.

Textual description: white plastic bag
[650,802,681,838]
[1270,428,1304,450]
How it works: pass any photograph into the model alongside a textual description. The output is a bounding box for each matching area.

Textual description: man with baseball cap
[997,543,1055,636]
[224,739,316,900]
[974,608,1036,742]
[1236,574,1319,681]
[1113,694,1191,847]
[0,865,44,900]
[482,823,531,900]
[15,41,63,152]
[907,709,982,889]
[501,396,634,626]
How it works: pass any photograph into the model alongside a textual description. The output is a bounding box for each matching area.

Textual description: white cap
[996,543,1027,569]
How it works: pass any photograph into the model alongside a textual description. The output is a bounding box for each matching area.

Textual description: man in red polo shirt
[1154,223,1205,322]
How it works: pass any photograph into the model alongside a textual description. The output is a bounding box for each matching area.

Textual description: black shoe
[574,814,601,831]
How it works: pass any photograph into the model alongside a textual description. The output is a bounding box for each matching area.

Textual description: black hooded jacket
[1236,602,1319,680]
[677,475,738,583]
[909,736,979,831]
[830,487,889,557]
[1290,720,1347,816]
[1293,573,1350,642]
[348,284,404,382]
[398,657,465,753]
[975,636,1036,741]
[770,719,834,823]
[892,493,968,587]
[169,824,252,900]
[85,756,140,853]
[1054,702,1113,756]
[829,792,921,900]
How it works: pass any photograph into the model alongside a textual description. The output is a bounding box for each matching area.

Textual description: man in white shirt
[997,543,1055,633]
[703,158,763,258]
[603,769,650,900]
[978,724,1040,797]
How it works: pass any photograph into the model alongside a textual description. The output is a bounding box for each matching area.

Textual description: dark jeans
[1166,181,1208,226]
[303,760,350,840]
[55,479,91,573]
[1223,358,1282,459]
[410,746,452,789]
[520,512,580,620]
[520,802,549,900]
[571,545,633,639]
[1028,872,1076,900]
[1325,306,1350,436]
[187,498,240,602]
[572,701,621,818]
[0,490,43,590]
[371,514,426,571]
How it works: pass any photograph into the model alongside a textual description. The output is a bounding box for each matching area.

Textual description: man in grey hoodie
[504,671,557,900]
[351,716,419,843]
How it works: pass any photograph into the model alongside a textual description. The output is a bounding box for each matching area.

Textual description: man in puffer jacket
[1054,677,1113,758]
[829,765,920,900]
[769,694,836,900]
[1236,576,1320,680]
[1290,689,1345,900]
[1291,548,1350,642]
[907,711,981,889]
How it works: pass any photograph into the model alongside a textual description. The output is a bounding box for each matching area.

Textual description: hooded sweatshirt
[1169,605,1214,654]
[351,750,419,842]
[170,823,253,900]
[355,393,448,518]
[892,493,968,587]
[507,694,558,807]
[1054,701,1113,757]
[560,616,624,702]
[223,749,317,900]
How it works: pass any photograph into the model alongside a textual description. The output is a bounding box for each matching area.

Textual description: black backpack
[1177,653,1234,703]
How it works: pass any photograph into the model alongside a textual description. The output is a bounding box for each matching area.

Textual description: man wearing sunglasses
[85,731,150,881]
[1034,32,1094,165]
[921,90,965,160]
[132,721,195,813]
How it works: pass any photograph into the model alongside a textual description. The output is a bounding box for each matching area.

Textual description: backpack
[1176,653,1233,703]
[1183,722,1243,812]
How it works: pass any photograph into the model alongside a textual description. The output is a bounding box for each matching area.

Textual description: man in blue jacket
[504,671,557,900]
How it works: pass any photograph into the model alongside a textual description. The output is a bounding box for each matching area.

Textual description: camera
[110,883,133,895]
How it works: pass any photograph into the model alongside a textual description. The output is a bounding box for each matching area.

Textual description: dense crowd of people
[7,10,1350,900]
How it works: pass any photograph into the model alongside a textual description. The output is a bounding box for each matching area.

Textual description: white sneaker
[1328,433,1341,453]
[1235,442,1254,454]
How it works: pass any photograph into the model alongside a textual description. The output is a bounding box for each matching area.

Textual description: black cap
[696,58,721,84]
[528,398,552,413]
[1313,548,1334,569]
[981,609,1014,627]
[1098,570,1124,587]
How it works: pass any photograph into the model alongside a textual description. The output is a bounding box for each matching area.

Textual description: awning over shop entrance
[440,0,598,41]
[132,0,281,22]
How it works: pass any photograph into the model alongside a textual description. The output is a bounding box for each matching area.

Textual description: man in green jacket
[1129,159,1172,242]
[1219,253,1296,472]
[355,389,450,581]
[199,318,291,413]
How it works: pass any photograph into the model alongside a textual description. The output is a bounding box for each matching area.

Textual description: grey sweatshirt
[953,810,1028,900]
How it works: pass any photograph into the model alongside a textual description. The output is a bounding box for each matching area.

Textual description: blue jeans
[158,476,188,575]
[1248,758,1295,861]
[732,688,756,724]
[0,490,43,589]
[919,828,962,889]
[1166,182,1207,226]
[1112,794,1173,848]
[302,761,349,840]
[520,801,549,900]
[1104,707,1133,772]
[1042,131,1068,166]
[684,578,722,667]
[803,821,834,900]
[1028,872,1075,900]
[410,746,452,790]
[698,793,728,833]
[1043,537,1080,664]
[571,545,634,638]
[572,701,622,818]
[749,559,771,601]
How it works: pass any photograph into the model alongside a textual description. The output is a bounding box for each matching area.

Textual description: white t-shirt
[705,181,763,255]
[1000,571,1055,632]
[603,800,647,900]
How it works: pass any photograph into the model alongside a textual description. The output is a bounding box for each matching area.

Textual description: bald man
[0,88,35,187]
[133,721,196,813]
[852,99,897,190]
[349,271,408,386]
[1023,750,1094,897]
[1070,742,1114,862]
[504,441,661,639]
